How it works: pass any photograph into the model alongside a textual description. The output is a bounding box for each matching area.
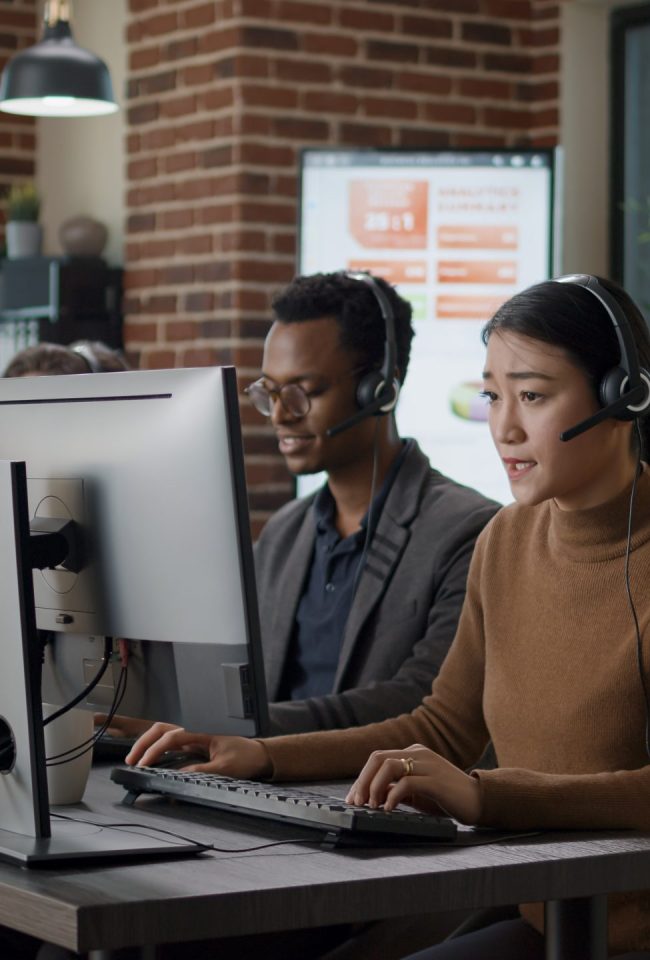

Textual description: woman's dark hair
[481,276,650,456]
[3,343,89,377]
[3,340,130,378]
[271,271,415,385]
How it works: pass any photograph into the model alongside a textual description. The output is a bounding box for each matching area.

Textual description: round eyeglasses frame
[244,366,367,419]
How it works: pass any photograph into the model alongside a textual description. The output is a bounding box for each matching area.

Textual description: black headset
[550,278,650,760]
[326,272,400,438]
[71,342,102,374]
[553,274,650,442]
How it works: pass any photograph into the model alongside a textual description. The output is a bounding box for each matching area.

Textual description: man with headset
[251,271,500,735]
[90,271,497,960]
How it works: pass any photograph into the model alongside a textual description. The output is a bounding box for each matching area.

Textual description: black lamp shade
[0,20,118,117]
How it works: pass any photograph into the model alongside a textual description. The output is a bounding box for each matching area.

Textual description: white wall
[560,0,646,274]
[36,0,127,266]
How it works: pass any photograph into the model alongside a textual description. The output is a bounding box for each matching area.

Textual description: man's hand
[345,743,482,825]
[125,722,273,779]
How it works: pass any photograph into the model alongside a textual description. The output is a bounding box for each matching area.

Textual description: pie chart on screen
[449,382,489,422]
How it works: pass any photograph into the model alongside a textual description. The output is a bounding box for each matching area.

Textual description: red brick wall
[0,0,37,248]
[124,0,561,532]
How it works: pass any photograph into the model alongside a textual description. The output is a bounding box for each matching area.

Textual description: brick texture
[0,0,37,248]
[125,0,561,533]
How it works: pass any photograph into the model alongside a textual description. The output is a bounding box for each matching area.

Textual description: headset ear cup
[599,367,632,419]
[356,373,400,413]
[356,372,400,414]
[599,366,650,420]
[638,369,650,415]
[380,378,400,413]
[356,371,384,410]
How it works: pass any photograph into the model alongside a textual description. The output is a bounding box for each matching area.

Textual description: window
[611,4,650,315]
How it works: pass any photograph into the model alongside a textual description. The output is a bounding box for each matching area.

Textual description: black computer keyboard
[94,734,137,761]
[111,764,457,844]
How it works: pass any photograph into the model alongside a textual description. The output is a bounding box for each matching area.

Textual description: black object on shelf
[0,256,123,348]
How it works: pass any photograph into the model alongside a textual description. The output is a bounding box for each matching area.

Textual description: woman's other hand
[125,722,273,779]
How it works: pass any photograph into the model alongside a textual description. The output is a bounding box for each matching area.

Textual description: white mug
[42,703,94,805]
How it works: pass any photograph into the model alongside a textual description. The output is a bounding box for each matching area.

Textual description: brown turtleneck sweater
[262,468,650,952]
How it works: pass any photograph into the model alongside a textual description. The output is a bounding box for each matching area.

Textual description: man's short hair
[271,272,415,385]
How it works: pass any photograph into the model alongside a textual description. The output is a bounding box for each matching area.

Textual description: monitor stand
[0,460,205,866]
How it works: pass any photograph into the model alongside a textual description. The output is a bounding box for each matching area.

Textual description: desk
[0,765,649,959]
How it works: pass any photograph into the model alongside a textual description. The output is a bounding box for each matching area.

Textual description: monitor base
[0,817,207,867]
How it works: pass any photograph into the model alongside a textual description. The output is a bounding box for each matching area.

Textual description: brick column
[0,0,38,249]
[125,0,561,532]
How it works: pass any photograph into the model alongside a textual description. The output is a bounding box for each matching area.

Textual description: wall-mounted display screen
[298,148,556,504]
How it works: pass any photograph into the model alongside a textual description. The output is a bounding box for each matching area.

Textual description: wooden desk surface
[1,764,650,954]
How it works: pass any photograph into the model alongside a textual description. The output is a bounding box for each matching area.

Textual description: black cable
[350,418,382,600]
[46,666,127,765]
[91,666,128,744]
[626,421,650,760]
[49,812,541,852]
[43,636,114,726]
[204,838,317,853]
[452,829,542,847]
[50,812,317,853]
[46,666,128,766]
[204,837,321,853]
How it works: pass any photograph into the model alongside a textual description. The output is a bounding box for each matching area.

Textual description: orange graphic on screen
[349,180,428,249]
[437,261,517,284]
[348,260,427,284]
[437,225,518,250]
[436,294,507,320]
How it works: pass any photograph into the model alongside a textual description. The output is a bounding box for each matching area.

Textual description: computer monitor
[297,147,557,504]
[0,366,268,865]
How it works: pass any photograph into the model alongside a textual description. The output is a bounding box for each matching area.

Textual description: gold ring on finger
[401,757,414,777]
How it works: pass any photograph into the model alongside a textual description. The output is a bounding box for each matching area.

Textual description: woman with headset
[129,275,650,959]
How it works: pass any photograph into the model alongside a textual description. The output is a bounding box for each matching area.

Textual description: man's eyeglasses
[244,367,366,419]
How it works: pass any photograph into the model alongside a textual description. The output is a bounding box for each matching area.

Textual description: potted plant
[5,182,42,258]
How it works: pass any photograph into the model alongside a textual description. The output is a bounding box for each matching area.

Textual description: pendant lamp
[0,0,118,118]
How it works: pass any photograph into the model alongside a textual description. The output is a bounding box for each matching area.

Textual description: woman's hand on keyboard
[125,723,273,779]
[345,743,482,825]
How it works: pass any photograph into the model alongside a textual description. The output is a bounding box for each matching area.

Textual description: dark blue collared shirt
[279,441,411,701]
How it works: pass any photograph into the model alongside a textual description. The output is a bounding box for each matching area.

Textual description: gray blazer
[254,441,500,735]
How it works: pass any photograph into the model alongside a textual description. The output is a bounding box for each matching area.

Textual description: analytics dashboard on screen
[298,148,557,505]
